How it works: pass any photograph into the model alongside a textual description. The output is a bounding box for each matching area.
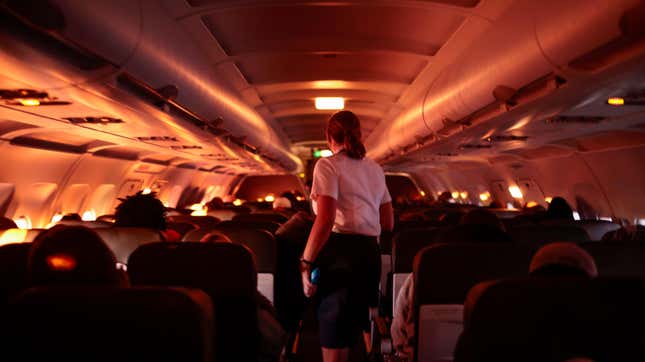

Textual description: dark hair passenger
[28,225,123,286]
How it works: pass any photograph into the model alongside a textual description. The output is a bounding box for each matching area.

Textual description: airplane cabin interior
[0,0,645,361]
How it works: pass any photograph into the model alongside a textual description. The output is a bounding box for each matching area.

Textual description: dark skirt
[314,232,380,348]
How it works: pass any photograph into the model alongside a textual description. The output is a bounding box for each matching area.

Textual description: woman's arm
[301,195,336,297]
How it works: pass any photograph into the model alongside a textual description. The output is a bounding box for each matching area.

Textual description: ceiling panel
[189,0,480,8]
[236,53,428,84]
[201,4,465,56]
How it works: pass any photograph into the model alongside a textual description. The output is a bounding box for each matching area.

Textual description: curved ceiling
[162,0,486,146]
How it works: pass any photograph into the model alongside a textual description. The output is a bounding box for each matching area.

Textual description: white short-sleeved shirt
[310,151,391,236]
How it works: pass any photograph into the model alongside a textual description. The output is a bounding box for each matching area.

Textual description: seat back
[128,242,258,361]
[391,228,437,313]
[542,219,621,241]
[168,214,220,229]
[234,212,288,224]
[93,227,162,263]
[455,277,645,362]
[413,243,535,362]
[0,243,31,303]
[508,224,590,243]
[582,243,645,278]
[217,219,281,234]
[184,225,278,302]
[3,286,213,362]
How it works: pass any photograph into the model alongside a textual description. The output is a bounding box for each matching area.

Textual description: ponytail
[327,110,366,160]
[343,129,366,159]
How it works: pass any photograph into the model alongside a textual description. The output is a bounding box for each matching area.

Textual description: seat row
[1,241,261,361]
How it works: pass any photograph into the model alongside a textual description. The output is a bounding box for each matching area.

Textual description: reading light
[607,97,625,106]
[526,201,539,208]
[257,198,264,202]
[544,197,553,203]
[18,99,41,106]
[233,199,243,206]
[479,192,491,202]
[142,188,152,195]
[296,196,305,201]
[47,254,77,271]
[419,191,426,197]
[460,192,468,199]
[451,191,459,199]
[315,97,344,110]
[508,186,523,199]
[82,209,97,221]
[265,194,275,202]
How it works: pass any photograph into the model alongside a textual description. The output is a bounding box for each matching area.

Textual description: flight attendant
[300,110,394,362]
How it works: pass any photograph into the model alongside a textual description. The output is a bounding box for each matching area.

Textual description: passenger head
[438,191,452,203]
[206,196,224,210]
[272,196,292,211]
[280,191,298,208]
[529,242,597,278]
[460,208,506,232]
[28,225,122,286]
[326,110,365,159]
[601,224,645,244]
[114,191,167,230]
[200,230,233,243]
[546,197,574,220]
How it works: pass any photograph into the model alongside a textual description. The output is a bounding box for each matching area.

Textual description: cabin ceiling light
[315,97,344,110]
[607,97,625,106]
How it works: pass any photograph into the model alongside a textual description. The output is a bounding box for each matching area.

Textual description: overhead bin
[365,0,644,162]
[0,0,301,172]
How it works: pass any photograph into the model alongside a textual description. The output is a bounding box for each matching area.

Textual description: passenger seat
[455,277,645,361]
[128,242,259,361]
[413,243,534,362]
[2,286,213,362]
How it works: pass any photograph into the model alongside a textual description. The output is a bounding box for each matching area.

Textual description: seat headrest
[414,243,535,305]
[5,286,213,362]
[128,242,257,297]
[456,277,645,361]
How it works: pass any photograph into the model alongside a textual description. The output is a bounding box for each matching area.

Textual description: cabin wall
[413,144,645,223]
[0,142,237,228]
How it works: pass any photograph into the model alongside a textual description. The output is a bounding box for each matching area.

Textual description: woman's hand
[301,269,317,298]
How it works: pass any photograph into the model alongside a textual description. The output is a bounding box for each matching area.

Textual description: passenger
[114,191,180,241]
[275,210,315,331]
[61,213,82,221]
[546,196,574,221]
[463,242,597,326]
[391,208,509,360]
[437,191,453,205]
[300,110,394,362]
[28,225,125,286]
[200,232,286,362]
[272,196,294,216]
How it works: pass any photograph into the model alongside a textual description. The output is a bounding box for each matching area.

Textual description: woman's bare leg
[322,347,350,362]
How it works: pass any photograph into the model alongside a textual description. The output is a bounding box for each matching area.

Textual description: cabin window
[86,184,116,217]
